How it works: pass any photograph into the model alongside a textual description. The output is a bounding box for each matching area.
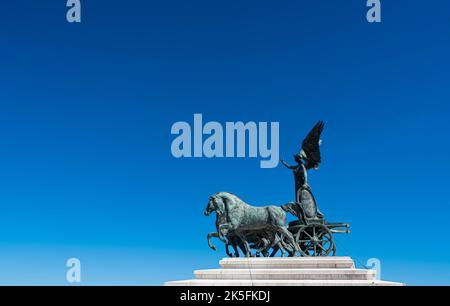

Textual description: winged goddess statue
[281,121,325,219]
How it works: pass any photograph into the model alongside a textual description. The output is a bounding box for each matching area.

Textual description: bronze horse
[204,192,299,257]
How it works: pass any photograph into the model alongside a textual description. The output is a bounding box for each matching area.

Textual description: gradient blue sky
[0,0,449,285]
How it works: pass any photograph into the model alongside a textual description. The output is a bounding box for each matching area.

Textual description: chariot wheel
[295,223,336,257]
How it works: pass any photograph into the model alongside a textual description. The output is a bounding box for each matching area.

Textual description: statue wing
[301,120,324,169]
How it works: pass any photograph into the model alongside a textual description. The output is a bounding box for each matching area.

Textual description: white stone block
[165,279,404,286]
[165,257,405,286]
[195,268,376,281]
[219,256,355,269]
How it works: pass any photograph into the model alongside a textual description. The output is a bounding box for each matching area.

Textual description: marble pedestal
[165,257,404,286]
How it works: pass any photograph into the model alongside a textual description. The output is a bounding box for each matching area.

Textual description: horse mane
[213,192,245,206]
[214,191,249,206]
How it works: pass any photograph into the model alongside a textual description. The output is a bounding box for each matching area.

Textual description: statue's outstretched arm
[281,160,295,169]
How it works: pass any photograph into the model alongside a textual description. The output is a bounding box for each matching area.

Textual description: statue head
[294,150,308,164]
[297,149,320,170]
[294,153,302,164]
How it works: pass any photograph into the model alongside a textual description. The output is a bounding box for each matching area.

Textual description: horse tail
[281,203,296,217]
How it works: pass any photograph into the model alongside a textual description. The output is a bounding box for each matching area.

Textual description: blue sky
[0,0,449,285]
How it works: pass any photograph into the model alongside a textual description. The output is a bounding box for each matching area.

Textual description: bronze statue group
[204,121,349,257]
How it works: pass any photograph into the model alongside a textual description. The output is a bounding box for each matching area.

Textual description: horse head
[204,195,217,216]
[204,194,224,216]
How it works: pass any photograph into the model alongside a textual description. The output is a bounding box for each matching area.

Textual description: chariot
[287,219,350,257]
[281,188,350,257]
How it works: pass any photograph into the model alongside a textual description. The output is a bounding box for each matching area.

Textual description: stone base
[165,257,404,286]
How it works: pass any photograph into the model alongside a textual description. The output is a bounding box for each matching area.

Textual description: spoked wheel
[295,224,336,257]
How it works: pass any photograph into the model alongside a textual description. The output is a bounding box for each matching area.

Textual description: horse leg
[278,226,300,256]
[259,237,271,257]
[207,232,219,251]
[218,224,231,244]
[232,239,240,257]
[236,239,247,257]
[278,232,296,257]
[268,233,283,257]
[253,239,266,257]
[237,233,252,257]
[225,241,234,257]
[273,234,286,257]
[227,236,241,257]
[270,245,279,257]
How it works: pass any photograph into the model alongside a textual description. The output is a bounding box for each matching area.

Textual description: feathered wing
[301,121,324,169]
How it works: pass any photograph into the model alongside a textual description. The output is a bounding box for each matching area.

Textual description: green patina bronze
[205,121,350,257]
